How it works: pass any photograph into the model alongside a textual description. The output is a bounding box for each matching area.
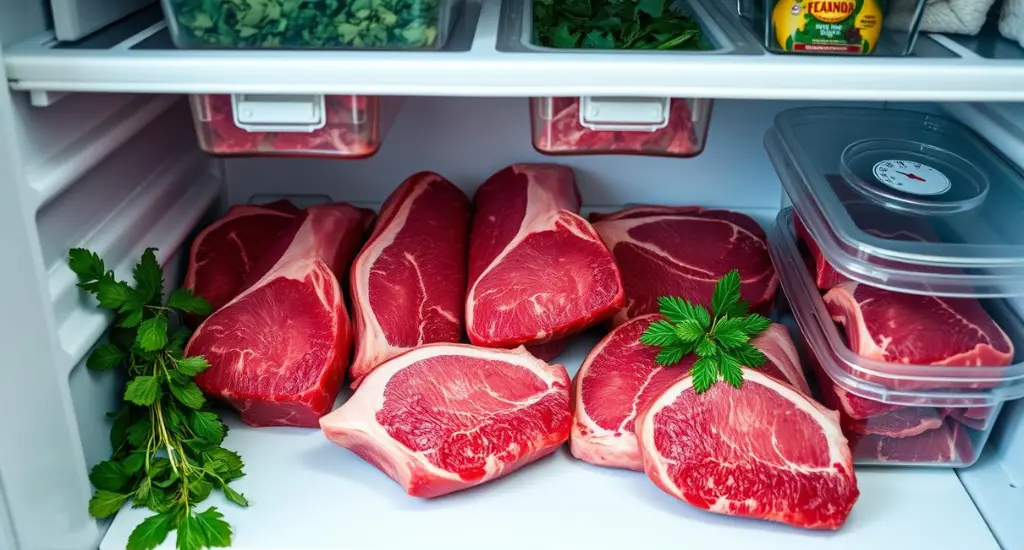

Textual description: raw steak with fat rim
[349,172,471,387]
[571,315,810,470]
[842,407,944,438]
[466,164,623,347]
[593,207,777,326]
[850,420,973,464]
[824,282,1014,389]
[637,369,859,530]
[188,203,374,427]
[184,200,303,316]
[320,344,571,498]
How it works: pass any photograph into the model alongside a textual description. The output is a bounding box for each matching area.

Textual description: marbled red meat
[571,316,810,470]
[465,164,623,348]
[184,200,303,318]
[320,344,571,498]
[637,369,858,530]
[348,172,471,387]
[534,98,700,156]
[849,420,973,464]
[188,204,374,427]
[593,207,777,326]
[842,407,944,438]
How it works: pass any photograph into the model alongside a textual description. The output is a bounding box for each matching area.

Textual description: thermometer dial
[871,159,951,196]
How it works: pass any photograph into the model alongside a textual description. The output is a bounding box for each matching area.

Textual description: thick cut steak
[184,200,303,316]
[466,164,623,347]
[593,207,777,326]
[571,316,809,470]
[850,420,973,464]
[349,172,471,387]
[535,98,698,155]
[824,282,1014,389]
[188,204,374,427]
[637,369,858,530]
[320,344,571,498]
[842,407,943,438]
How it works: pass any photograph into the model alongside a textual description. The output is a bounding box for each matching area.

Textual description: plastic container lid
[769,208,1024,405]
[765,107,1024,297]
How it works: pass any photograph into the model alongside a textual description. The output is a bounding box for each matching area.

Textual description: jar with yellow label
[770,0,884,54]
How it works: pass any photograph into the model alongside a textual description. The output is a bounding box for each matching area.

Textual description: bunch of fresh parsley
[169,0,444,49]
[640,270,772,393]
[533,0,707,50]
[69,248,248,550]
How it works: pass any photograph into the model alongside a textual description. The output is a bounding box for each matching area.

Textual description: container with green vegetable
[161,0,462,50]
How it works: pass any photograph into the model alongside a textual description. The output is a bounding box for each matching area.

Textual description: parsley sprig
[640,270,772,393]
[69,248,248,550]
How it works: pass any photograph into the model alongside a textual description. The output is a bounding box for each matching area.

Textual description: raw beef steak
[842,407,944,438]
[824,282,1014,389]
[535,98,699,156]
[349,172,471,387]
[319,344,571,498]
[943,407,993,430]
[590,205,713,223]
[184,200,303,316]
[571,315,809,470]
[188,204,374,427]
[637,369,858,530]
[466,164,623,348]
[850,420,973,464]
[593,207,777,326]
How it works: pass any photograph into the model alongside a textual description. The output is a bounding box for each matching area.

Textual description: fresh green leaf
[654,341,692,366]
[673,319,705,343]
[657,296,710,329]
[167,288,212,317]
[145,485,175,513]
[535,0,706,50]
[205,448,245,479]
[724,300,749,319]
[126,511,174,550]
[87,343,125,371]
[127,416,152,447]
[690,355,718,394]
[97,280,135,310]
[133,248,164,305]
[164,402,187,434]
[733,344,767,369]
[122,452,146,475]
[221,484,249,508]
[69,248,106,289]
[176,356,211,377]
[89,460,129,492]
[189,477,213,501]
[195,507,233,547]
[639,320,681,346]
[170,381,206,409]
[710,269,742,317]
[718,352,744,389]
[712,317,750,349]
[88,490,128,518]
[176,512,207,550]
[137,315,169,352]
[124,376,161,407]
[110,406,132,449]
[168,328,192,356]
[695,335,718,357]
[735,313,772,336]
[191,411,225,444]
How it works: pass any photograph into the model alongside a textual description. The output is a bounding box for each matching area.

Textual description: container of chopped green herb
[160,0,463,50]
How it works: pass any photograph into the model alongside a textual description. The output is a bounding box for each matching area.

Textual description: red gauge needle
[895,170,926,182]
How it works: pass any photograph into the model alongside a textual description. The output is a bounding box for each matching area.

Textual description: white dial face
[872,159,951,196]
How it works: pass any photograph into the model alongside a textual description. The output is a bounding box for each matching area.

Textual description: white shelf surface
[102,334,1000,550]
[5,1,1024,102]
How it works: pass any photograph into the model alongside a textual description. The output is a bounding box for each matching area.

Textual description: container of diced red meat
[530,97,712,157]
[764,107,1024,466]
[189,94,385,158]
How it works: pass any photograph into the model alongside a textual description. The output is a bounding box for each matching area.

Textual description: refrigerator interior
[1,83,1023,549]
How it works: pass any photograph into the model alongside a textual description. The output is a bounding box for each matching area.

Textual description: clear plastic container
[189,94,382,158]
[738,0,927,55]
[161,0,461,50]
[531,97,712,157]
[771,209,1010,466]
[766,106,1024,297]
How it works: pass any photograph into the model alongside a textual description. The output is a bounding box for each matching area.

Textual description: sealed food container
[771,208,1011,466]
[161,0,462,50]
[738,0,927,55]
[189,94,383,158]
[530,97,713,157]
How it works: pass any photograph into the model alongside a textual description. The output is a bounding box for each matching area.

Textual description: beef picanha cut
[465,164,623,348]
[571,315,809,471]
[184,200,303,316]
[188,203,374,427]
[593,206,777,326]
[319,344,571,498]
[637,369,859,530]
[349,172,471,387]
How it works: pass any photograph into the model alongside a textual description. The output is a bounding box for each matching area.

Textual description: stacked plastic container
[765,107,1024,466]
[159,1,462,157]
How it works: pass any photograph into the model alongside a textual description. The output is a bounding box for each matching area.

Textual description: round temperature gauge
[871,159,951,196]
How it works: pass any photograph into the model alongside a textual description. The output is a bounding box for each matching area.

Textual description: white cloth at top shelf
[1001,0,1024,46]
[888,0,998,35]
